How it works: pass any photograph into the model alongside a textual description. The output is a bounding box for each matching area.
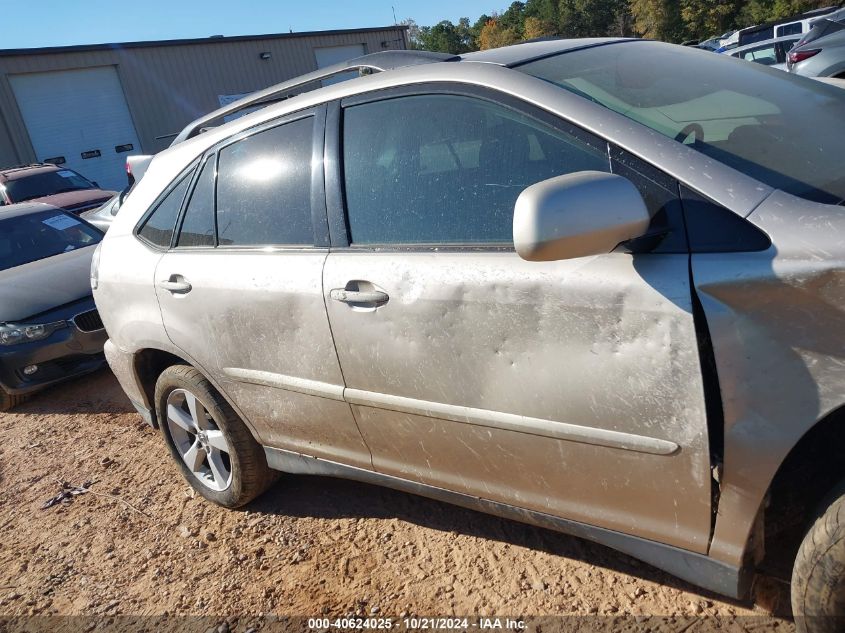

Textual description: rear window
[516,40,845,204]
[0,209,101,271]
[3,169,96,203]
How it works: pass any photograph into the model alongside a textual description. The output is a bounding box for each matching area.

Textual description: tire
[0,387,26,412]
[154,364,276,508]
[792,480,845,633]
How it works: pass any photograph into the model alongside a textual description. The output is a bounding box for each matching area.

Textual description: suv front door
[323,88,713,552]
[153,109,372,470]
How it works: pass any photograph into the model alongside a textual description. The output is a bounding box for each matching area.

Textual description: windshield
[4,169,96,203]
[0,209,102,271]
[516,40,845,204]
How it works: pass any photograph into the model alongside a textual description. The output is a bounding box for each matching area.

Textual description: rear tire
[154,364,276,508]
[791,481,845,633]
[0,387,26,412]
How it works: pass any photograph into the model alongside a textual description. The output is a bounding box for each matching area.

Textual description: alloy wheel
[165,388,232,491]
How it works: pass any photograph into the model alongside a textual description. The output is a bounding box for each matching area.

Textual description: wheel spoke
[167,403,196,432]
[205,430,229,453]
[183,439,206,472]
[185,391,208,430]
[208,450,229,488]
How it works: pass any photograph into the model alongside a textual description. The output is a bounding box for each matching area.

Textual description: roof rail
[171,50,457,146]
[0,163,57,174]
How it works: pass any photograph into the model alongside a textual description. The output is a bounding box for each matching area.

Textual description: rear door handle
[330,288,389,307]
[158,277,192,294]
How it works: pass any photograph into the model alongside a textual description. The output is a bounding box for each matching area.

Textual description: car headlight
[0,321,67,346]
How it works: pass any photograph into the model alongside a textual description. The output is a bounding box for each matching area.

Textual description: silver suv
[93,40,845,628]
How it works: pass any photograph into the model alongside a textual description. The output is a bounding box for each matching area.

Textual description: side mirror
[513,171,651,262]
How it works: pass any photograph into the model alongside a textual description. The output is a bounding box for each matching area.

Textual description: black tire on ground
[154,364,276,508]
[792,480,845,633]
[0,387,26,412]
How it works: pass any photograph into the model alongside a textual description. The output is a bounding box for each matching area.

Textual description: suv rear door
[152,108,372,469]
[322,87,714,552]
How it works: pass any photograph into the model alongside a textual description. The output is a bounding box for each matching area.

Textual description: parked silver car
[729,35,801,69]
[93,40,845,629]
[81,190,126,232]
[788,27,845,77]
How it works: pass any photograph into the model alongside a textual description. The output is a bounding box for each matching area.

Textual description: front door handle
[158,276,192,294]
[330,288,389,307]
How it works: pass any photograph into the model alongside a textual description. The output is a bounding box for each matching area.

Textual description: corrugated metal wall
[0,27,407,167]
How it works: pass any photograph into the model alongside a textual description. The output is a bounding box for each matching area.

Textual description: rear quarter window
[137,171,194,248]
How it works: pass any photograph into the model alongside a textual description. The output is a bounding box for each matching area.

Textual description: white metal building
[0,26,408,190]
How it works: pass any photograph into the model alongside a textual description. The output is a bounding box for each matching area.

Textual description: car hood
[0,245,97,322]
[30,189,116,213]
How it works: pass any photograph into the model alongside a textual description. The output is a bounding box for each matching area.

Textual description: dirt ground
[0,369,793,630]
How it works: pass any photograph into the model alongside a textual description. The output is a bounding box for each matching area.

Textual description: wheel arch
[131,347,260,442]
[756,403,845,580]
[133,348,191,427]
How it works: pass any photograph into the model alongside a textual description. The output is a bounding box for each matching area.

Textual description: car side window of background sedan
[342,94,610,245]
[176,155,216,248]
[215,117,314,247]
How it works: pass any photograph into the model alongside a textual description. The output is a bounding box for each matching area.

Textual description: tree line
[403,0,835,51]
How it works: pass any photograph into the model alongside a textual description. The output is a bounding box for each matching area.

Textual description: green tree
[525,0,560,26]
[737,0,776,25]
[417,20,474,54]
[681,0,743,38]
[523,15,558,38]
[738,0,833,30]
[471,14,494,48]
[559,0,629,37]
[410,0,836,51]
[500,2,528,37]
[770,0,832,19]
[628,0,686,41]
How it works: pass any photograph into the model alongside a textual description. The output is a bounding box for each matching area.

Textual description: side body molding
[222,367,679,456]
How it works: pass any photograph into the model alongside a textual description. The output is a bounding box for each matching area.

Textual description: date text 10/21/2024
[307,617,527,630]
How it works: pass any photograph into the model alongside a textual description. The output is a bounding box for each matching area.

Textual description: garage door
[9,66,141,191]
[314,44,366,86]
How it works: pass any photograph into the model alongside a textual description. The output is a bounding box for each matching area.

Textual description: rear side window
[342,94,609,245]
[177,157,216,247]
[216,117,314,246]
[138,171,193,248]
[739,45,777,65]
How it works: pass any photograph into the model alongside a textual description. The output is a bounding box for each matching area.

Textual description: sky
[1,0,504,49]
